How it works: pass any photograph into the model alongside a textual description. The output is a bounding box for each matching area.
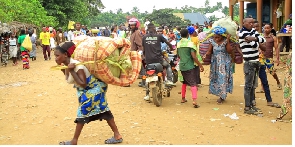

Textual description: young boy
[177,29,204,108]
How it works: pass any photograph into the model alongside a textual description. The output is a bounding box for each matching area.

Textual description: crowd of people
[0,14,292,145]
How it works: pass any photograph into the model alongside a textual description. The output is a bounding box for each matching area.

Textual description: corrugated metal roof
[173,13,210,25]
[183,13,210,25]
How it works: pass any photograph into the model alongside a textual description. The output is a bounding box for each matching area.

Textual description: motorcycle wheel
[152,79,162,107]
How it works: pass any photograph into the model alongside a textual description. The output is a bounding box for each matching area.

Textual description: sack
[21,35,32,51]
[208,16,238,37]
[72,36,142,86]
[230,42,243,64]
[199,41,211,65]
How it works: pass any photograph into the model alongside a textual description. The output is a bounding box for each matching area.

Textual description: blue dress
[209,39,233,99]
[68,59,112,124]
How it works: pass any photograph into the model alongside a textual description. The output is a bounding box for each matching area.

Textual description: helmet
[128,18,140,28]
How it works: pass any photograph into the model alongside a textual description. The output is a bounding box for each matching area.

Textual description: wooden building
[229,0,292,32]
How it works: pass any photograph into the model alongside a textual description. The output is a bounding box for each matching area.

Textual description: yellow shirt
[39,32,50,45]
[190,37,201,66]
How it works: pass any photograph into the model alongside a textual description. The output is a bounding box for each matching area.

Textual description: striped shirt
[239,27,265,62]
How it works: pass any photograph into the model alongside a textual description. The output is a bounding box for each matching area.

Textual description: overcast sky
[101,0,231,13]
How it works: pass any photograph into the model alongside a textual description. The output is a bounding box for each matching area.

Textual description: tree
[222,4,240,18]
[86,0,105,16]
[40,0,105,27]
[0,0,57,27]
[146,8,191,27]
[131,7,140,18]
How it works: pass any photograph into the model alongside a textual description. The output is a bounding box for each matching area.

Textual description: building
[173,13,210,26]
[228,0,292,32]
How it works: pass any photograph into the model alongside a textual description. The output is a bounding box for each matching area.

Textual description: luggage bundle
[52,36,142,86]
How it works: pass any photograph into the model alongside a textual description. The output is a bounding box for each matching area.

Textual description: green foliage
[40,0,90,27]
[0,0,240,30]
[0,0,57,27]
[145,9,191,27]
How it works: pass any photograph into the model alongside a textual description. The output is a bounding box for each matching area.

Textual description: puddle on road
[0,81,28,89]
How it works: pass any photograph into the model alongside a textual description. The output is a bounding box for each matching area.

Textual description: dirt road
[0,51,292,145]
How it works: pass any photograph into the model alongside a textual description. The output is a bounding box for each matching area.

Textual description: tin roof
[173,13,210,25]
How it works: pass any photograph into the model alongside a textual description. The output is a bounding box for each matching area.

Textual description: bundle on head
[70,36,142,86]
[206,16,238,42]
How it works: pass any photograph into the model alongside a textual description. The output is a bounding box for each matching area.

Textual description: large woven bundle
[72,36,142,86]
[208,16,238,37]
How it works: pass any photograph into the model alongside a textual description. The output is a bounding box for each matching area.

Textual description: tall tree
[40,0,104,27]
[0,0,57,27]
[146,8,191,27]
[86,0,105,16]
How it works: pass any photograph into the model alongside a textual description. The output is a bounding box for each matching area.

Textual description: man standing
[39,27,51,60]
[73,22,85,37]
[128,18,143,87]
[239,17,265,115]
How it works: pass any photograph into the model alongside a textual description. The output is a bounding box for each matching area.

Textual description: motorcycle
[163,48,179,84]
[167,53,179,84]
[143,62,174,107]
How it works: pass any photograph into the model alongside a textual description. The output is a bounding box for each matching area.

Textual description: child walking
[54,42,123,145]
[177,29,204,108]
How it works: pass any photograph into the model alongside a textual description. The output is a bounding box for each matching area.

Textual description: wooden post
[239,0,244,28]
[284,0,291,22]
[272,0,278,30]
[229,0,234,20]
[257,0,262,33]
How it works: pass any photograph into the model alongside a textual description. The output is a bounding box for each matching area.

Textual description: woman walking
[54,42,123,145]
[29,29,37,61]
[203,26,233,104]
[17,29,30,69]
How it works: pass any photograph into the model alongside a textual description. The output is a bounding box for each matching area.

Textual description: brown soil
[0,51,292,145]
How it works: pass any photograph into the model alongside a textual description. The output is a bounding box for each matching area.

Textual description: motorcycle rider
[142,23,174,101]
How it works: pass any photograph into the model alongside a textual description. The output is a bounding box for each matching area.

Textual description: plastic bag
[208,16,238,37]
[21,35,32,51]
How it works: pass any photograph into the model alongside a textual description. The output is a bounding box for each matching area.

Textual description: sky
[101,0,230,13]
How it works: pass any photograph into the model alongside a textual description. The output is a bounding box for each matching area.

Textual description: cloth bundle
[72,36,142,86]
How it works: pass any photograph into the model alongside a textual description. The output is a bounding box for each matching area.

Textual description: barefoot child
[177,29,204,108]
[54,42,123,145]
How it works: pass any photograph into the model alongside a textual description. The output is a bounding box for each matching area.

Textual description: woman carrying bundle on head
[54,42,123,145]
[203,26,233,105]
